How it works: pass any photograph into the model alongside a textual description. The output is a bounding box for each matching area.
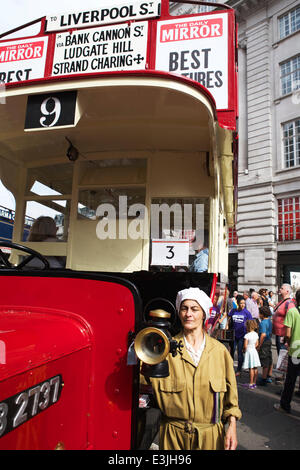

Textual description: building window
[277,197,300,241]
[279,5,300,40]
[198,0,217,13]
[170,0,217,14]
[228,227,238,246]
[280,55,300,95]
[282,119,300,168]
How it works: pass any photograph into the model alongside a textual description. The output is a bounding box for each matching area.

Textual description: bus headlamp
[134,306,182,378]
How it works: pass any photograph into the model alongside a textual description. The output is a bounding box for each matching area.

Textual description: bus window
[73,186,146,272]
[26,164,73,197]
[65,158,148,272]
[150,197,210,272]
[78,187,146,218]
[23,200,70,242]
[23,163,72,243]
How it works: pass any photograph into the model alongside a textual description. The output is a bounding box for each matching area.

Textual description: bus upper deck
[0,0,237,278]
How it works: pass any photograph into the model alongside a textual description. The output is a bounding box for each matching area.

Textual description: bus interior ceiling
[0,81,214,166]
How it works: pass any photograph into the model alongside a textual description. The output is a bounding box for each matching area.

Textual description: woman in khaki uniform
[143,287,242,450]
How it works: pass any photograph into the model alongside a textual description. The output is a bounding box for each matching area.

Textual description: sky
[0,0,106,214]
[0,0,116,35]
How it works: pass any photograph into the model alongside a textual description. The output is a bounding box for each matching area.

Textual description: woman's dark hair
[259,306,271,318]
[27,216,57,242]
[237,295,245,305]
[296,289,300,307]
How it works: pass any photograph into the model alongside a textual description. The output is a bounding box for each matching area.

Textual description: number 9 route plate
[0,375,63,438]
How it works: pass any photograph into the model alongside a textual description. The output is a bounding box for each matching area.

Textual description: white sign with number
[151,239,190,266]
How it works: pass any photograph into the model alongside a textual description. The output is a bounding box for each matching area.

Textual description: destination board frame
[0,1,238,129]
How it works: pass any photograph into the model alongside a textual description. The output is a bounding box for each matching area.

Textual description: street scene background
[235,341,300,450]
[1,0,300,451]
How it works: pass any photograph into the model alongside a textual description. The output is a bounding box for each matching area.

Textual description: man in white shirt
[246,292,259,319]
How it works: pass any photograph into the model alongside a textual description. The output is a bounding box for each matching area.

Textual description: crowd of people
[137,283,300,450]
[207,283,300,414]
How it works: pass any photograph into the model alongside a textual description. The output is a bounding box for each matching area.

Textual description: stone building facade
[171,0,300,293]
[227,0,300,293]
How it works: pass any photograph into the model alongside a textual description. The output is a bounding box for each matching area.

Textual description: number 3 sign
[24,90,77,131]
[151,239,190,266]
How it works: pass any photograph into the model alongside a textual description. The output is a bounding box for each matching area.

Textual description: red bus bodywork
[0,270,218,449]
[0,272,140,449]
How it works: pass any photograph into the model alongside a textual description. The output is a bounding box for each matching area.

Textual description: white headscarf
[176,287,213,317]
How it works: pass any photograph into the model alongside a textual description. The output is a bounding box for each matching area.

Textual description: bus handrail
[0,17,44,39]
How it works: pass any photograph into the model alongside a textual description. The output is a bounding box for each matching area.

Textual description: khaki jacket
[144,332,242,450]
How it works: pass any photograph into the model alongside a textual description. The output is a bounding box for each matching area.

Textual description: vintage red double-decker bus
[0,0,238,450]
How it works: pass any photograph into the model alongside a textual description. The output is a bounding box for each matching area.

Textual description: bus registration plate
[0,375,63,438]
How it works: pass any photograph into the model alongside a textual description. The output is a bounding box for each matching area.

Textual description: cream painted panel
[79,166,147,186]
[21,242,67,255]
[149,152,214,198]
[70,218,145,272]
[9,242,67,265]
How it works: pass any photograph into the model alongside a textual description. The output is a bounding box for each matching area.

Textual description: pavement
[235,340,300,450]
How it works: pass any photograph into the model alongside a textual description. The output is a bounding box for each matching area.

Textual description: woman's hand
[224,416,238,450]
